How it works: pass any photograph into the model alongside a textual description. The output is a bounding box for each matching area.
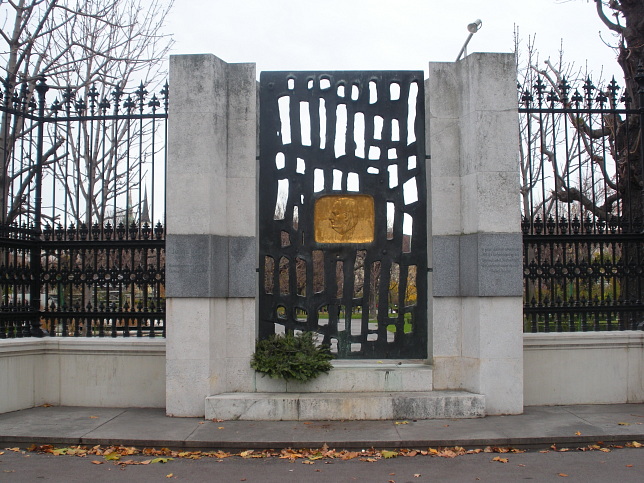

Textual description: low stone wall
[0,339,165,414]
[1,333,642,414]
[524,332,644,405]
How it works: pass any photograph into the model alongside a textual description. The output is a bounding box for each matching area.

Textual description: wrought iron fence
[519,74,643,332]
[0,77,167,338]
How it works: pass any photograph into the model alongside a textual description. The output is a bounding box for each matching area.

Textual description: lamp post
[456,19,482,61]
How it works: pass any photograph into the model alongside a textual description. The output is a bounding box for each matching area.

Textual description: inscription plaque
[480,247,518,274]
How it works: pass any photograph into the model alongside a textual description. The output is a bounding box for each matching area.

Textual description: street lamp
[456,19,483,61]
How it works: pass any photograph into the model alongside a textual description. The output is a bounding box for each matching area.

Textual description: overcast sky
[163,0,624,86]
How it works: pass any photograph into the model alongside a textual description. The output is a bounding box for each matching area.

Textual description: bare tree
[593,0,644,226]
[0,0,173,226]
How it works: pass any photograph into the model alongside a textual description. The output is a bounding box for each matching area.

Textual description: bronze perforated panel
[259,71,427,359]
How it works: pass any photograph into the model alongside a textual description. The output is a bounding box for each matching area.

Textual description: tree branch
[595,0,625,34]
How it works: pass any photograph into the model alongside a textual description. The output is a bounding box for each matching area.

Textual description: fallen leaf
[414,474,421,478]
[150,457,173,464]
[105,453,121,461]
[382,450,398,459]
[492,456,508,463]
[575,431,581,436]
[302,460,314,465]
[6,448,20,452]
[360,457,377,462]
[558,473,569,477]
[618,422,631,426]
[218,427,225,430]
[340,451,360,460]
[629,441,642,448]
[599,448,611,453]
[626,465,633,468]
[89,416,99,419]
[166,474,173,478]
[438,450,458,458]
[212,419,224,422]
[394,421,409,425]
[91,461,103,465]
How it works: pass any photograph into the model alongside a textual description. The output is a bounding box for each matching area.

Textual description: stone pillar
[427,53,523,414]
[165,54,257,417]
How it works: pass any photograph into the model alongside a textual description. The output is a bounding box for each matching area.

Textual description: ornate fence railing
[519,75,643,332]
[0,77,167,338]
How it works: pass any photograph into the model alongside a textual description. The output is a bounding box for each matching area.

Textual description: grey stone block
[459,234,479,296]
[228,236,257,298]
[432,233,522,297]
[476,233,522,296]
[166,234,228,298]
[166,234,257,298]
[432,236,460,297]
[460,233,522,297]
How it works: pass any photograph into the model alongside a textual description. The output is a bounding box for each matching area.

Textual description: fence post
[29,75,48,337]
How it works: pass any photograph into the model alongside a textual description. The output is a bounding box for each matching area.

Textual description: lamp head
[467,19,482,33]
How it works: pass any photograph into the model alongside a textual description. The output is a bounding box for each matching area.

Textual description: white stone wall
[0,339,165,414]
[2,334,641,415]
[524,332,644,405]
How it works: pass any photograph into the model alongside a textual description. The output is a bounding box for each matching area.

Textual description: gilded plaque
[314,195,374,243]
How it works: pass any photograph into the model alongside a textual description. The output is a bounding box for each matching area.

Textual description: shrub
[250,331,333,382]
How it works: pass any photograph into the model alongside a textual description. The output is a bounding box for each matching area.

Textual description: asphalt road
[1,446,643,482]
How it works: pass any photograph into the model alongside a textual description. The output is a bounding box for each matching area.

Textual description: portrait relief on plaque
[314,195,374,244]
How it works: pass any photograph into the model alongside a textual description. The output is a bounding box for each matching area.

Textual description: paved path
[0,404,643,450]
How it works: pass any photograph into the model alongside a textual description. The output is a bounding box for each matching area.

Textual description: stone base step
[256,360,433,393]
[205,391,485,421]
